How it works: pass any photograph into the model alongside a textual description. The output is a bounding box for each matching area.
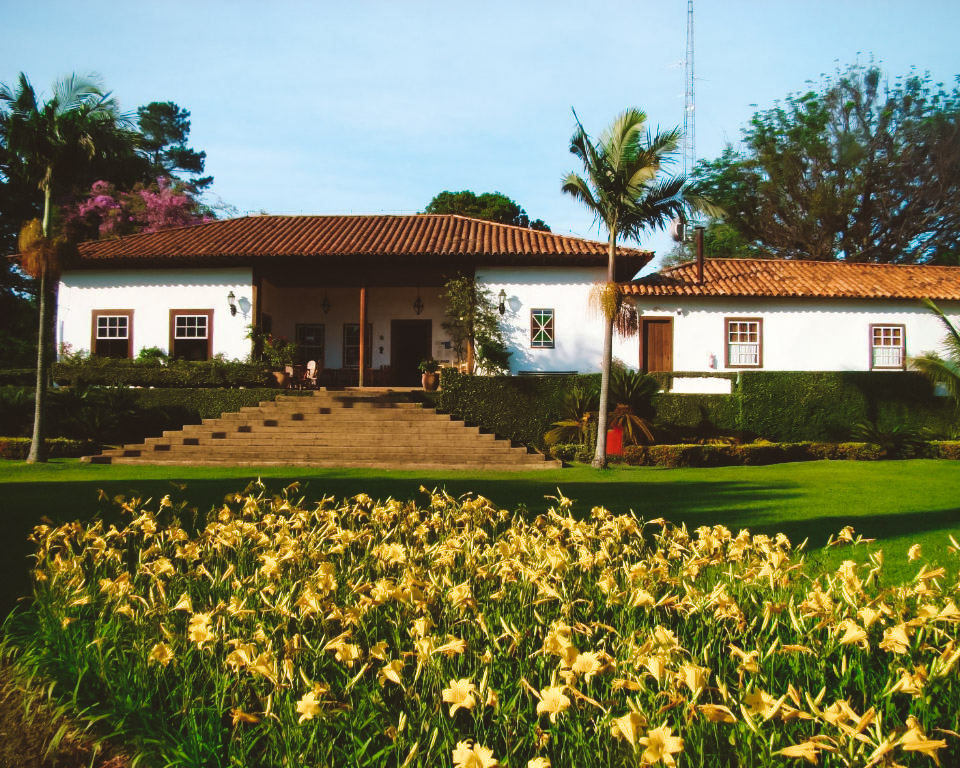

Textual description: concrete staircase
[83,388,561,470]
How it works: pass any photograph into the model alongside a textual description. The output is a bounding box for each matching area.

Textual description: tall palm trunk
[592,229,617,469]
[26,182,52,463]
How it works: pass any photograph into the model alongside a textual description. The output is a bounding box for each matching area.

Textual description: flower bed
[5,486,958,766]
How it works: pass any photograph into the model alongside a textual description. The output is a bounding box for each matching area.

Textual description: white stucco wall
[477,267,637,374]
[259,281,453,370]
[633,297,960,373]
[57,268,253,360]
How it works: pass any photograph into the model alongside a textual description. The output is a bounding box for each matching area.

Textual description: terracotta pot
[421,372,440,391]
[272,370,291,387]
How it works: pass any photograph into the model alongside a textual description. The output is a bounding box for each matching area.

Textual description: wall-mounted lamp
[227,291,237,316]
[321,295,331,315]
[413,293,424,315]
[498,288,507,315]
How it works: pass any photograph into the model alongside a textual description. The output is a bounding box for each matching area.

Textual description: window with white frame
[871,325,905,370]
[725,318,762,368]
[343,323,372,369]
[92,310,133,358]
[530,309,555,349]
[296,324,325,366]
[170,310,212,361]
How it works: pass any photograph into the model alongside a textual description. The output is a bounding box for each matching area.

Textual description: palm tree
[562,108,713,467]
[911,298,960,411]
[1,73,129,462]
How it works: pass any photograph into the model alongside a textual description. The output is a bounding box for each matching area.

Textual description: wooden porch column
[358,285,367,388]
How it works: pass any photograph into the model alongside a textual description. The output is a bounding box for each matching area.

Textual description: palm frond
[911,354,960,401]
[921,298,960,361]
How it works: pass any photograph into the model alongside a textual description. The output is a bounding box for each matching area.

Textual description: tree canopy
[424,190,550,231]
[137,101,212,191]
[693,64,960,264]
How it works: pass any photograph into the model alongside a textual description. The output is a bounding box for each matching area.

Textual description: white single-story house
[624,257,960,394]
[57,214,650,385]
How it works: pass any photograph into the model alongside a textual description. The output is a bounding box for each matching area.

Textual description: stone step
[146,431,498,446]
[88,456,560,470]
[101,443,532,460]
[83,387,557,470]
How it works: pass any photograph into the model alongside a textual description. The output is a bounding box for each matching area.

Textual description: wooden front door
[641,318,673,372]
[391,320,432,386]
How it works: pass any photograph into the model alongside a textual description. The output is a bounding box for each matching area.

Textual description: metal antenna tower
[683,0,695,179]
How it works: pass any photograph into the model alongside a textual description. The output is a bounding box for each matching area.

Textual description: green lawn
[1,458,958,615]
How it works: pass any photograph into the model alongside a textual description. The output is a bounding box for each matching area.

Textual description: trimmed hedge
[0,387,287,446]
[736,371,955,442]
[437,370,598,448]
[51,358,272,388]
[434,369,956,447]
[0,437,100,460]
[0,369,35,386]
[654,393,741,436]
[618,440,960,468]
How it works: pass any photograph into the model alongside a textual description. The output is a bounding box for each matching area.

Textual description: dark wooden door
[391,320,432,386]
[641,318,673,372]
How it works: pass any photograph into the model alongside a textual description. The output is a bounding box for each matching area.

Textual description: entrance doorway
[640,318,673,372]
[391,320,432,386]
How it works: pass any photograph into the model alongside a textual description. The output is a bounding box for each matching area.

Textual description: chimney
[695,225,705,285]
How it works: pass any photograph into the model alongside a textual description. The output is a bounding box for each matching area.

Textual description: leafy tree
[694,64,960,263]
[911,299,960,414]
[562,108,712,467]
[137,101,212,191]
[0,72,128,462]
[441,275,510,375]
[425,190,550,231]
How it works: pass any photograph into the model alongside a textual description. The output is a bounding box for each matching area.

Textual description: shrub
[0,437,98,459]
[738,371,955,442]
[547,443,582,462]
[0,386,284,445]
[51,357,272,388]
[438,370,597,448]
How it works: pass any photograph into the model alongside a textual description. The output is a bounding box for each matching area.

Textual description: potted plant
[418,358,441,391]
[248,326,299,386]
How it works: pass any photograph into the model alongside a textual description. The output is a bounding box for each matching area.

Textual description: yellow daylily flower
[296,691,321,724]
[775,740,821,764]
[899,717,947,764]
[442,678,477,716]
[452,740,498,768]
[536,686,571,723]
[147,642,174,667]
[697,704,736,723]
[610,711,647,747]
[638,726,683,767]
[378,659,403,687]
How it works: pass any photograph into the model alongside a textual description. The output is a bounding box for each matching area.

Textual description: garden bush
[5,486,958,766]
[737,371,955,442]
[437,370,598,448]
[0,387,284,446]
[51,357,272,388]
[619,440,925,467]
[0,437,98,459]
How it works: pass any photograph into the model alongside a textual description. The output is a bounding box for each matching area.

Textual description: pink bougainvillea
[64,177,211,239]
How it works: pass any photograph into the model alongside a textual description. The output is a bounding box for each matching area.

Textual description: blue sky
[3,0,959,268]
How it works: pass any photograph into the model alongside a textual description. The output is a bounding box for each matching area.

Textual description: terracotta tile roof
[73,214,652,273]
[624,258,960,301]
